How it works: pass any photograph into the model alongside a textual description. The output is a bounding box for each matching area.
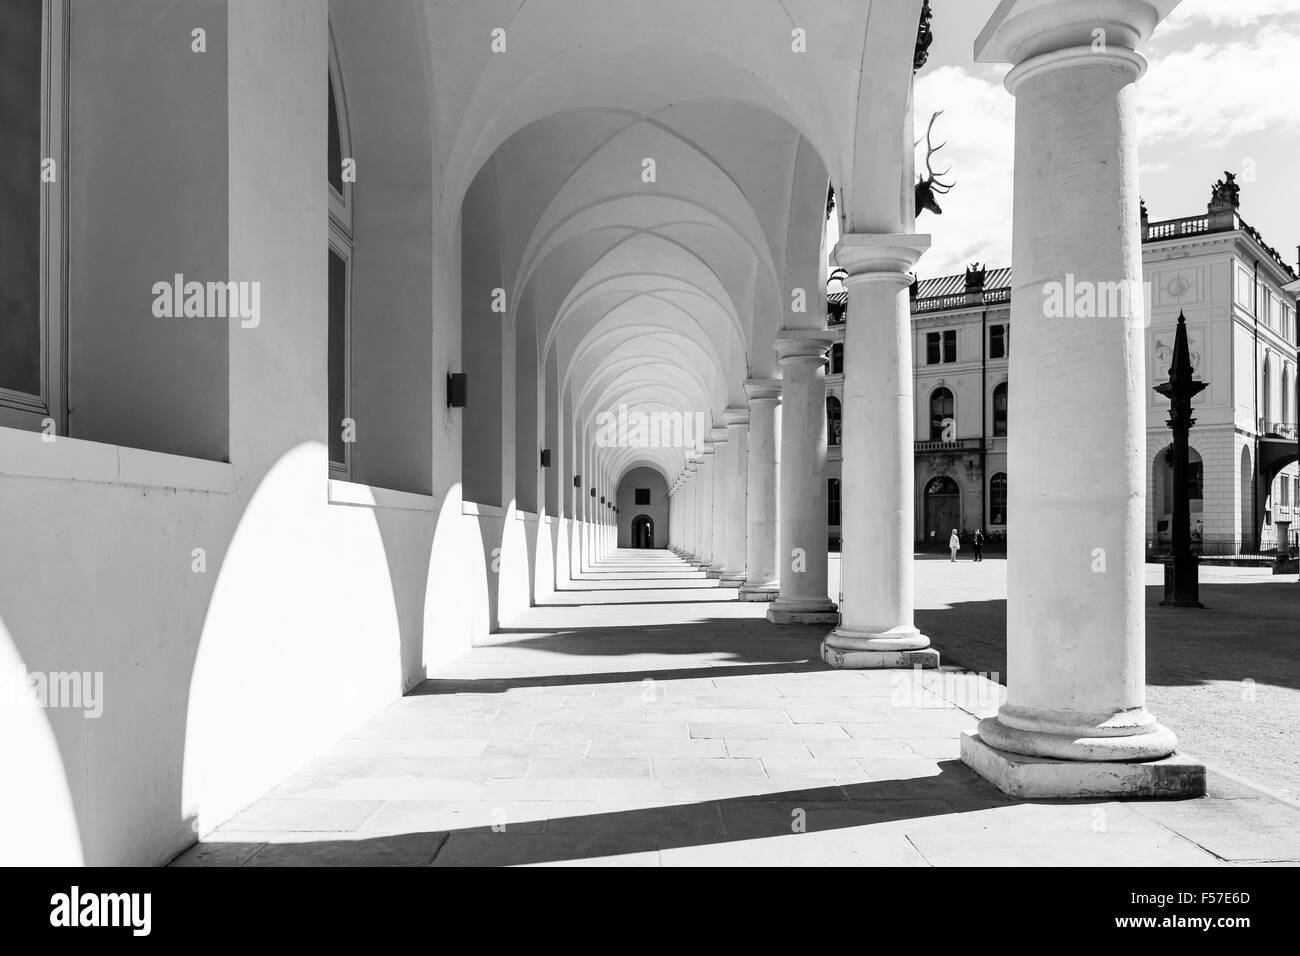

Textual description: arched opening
[827,478,841,552]
[1262,353,1273,427]
[827,395,842,446]
[923,474,961,545]
[1152,444,1203,552]
[989,472,1007,527]
[631,514,655,549]
[327,39,353,479]
[930,387,954,441]
[992,381,1008,438]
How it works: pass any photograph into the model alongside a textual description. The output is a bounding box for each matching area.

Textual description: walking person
[949,528,960,562]
[972,528,984,562]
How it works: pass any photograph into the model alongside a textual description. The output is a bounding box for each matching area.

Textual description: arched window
[990,473,1008,526]
[1283,365,1291,425]
[327,40,354,478]
[828,478,841,526]
[1262,353,1272,427]
[830,342,844,375]
[826,396,842,446]
[930,387,954,441]
[993,382,1008,437]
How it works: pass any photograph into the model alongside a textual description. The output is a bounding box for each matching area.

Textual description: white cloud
[913,66,1015,277]
[1139,31,1300,143]
[1158,0,1300,32]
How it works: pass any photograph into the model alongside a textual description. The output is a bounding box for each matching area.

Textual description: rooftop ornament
[913,0,933,73]
[965,262,987,292]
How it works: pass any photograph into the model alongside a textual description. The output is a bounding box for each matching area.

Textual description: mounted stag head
[915,110,954,217]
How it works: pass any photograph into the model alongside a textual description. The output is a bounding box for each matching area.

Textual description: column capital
[708,426,729,445]
[834,233,931,286]
[975,0,1177,66]
[774,331,833,365]
[723,406,749,427]
[744,378,782,403]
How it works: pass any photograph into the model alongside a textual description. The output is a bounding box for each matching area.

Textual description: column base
[719,571,746,585]
[738,584,779,602]
[704,569,725,579]
[977,709,1179,761]
[766,597,838,625]
[961,731,1206,800]
[822,643,939,670]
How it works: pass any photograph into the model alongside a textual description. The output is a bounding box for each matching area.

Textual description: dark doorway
[923,475,960,547]
[632,514,654,549]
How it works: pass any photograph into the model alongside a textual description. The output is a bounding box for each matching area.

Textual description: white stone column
[824,235,938,669]
[698,439,720,576]
[720,408,749,584]
[962,0,1202,799]
[740,379,781,600]
[707,427,730,577]
[685,460,701,562]
[767,335,838,623]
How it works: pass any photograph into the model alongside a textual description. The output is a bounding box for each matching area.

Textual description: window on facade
[1262,356,1272,426]
[990,473,1007,526]
[830,342,843,375]
[993,382,1008,438]
[926,329,956,365]
[0,0,64,431]
[828,478,841,526]
[327,63,353,478]
[990,324,1007,359]
[929,387,954,441]
[1282,477,1291,507]
[826,396,841,446]
[1188,461,1204,500]
[635,488,650,505]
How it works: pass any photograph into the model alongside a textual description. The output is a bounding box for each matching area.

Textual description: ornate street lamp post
[1154,311,1208,607]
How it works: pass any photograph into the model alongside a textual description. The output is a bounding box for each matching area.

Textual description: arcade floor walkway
[174,550,1300,867]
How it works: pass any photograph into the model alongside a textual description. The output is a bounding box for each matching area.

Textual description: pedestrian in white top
[949,529,960,562]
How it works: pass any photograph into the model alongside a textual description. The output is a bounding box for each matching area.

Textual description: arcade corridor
[172,551,1285,867]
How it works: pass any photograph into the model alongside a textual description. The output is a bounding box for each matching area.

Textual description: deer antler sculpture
[915,110,955,217]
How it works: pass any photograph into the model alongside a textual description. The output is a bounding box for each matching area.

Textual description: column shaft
[824,236,938,668]
[767,336,838,623]
[740,380,781,600]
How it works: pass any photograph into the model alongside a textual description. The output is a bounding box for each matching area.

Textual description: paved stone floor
[174,550,1300,867]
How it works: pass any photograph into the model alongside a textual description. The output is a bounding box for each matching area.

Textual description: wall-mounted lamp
[590,488,597,498]
[573,475,581,488]
[540,449,552,468]
[446,373,468,408]
[600,496,606,504]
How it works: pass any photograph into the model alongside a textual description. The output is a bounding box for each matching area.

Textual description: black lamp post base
[1160,557,1205,609]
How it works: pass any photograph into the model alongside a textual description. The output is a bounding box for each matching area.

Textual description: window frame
[0,0,68,434]
[929,386,954,441]
[990,323,1007,360]
[826,395,842,446]
[990,472,1008,527]
[992,381,1008,438]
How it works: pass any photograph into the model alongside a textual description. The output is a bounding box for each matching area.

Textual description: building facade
[826,179,1300,555]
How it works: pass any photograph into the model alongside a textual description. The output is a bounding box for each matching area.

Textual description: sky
[907,0,1300,280]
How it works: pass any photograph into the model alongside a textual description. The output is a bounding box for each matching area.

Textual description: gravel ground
[830,557,1300,799]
